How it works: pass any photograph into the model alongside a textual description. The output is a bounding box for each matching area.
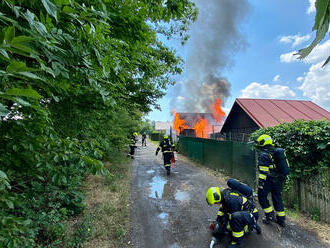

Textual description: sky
[147,0,330,122]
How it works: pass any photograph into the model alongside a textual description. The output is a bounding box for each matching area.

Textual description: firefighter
[206,186,261,248]
[141,133,147,146]
[256,134,290,227]
[155,135,174,175]
[129,132,138,158]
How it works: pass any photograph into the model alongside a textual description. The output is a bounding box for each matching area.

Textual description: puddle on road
[149,176,167,198]
[158,212,168,219]
[146,169,155,174]
[175,191,190,201]
[169,243,180,248]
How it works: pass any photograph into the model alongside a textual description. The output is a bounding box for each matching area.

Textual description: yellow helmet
[163,135,169,139]
[133,132,138,136]
[206,187,221,205]
[256,134,273,147]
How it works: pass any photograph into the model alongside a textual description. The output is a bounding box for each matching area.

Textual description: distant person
[129,132,138,158]
[206,179,261,248]
[141,133,147,146]
[255,134,290,227]
[155,135,174,175]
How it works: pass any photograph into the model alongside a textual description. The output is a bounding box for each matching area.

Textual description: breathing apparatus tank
[227,178,253,198]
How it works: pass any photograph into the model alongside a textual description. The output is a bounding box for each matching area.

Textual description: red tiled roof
[235,98,330,128]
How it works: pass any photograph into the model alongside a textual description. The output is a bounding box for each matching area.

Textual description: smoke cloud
[170,0,250,113]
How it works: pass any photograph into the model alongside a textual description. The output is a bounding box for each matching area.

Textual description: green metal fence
[150,132,163,141]
[178,136,256,187]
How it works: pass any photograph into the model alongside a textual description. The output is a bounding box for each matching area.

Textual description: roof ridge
[236,99,264,127]
[237,98,312,102]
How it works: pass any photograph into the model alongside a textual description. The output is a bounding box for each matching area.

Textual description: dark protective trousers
[129,145,135,156]
[258,176,285,221]
[163,152,172,167]
[230,211,255,244]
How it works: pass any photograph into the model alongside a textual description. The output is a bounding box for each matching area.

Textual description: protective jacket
[216,188,257,223]
[156,140,174,154]
[258,146,289,181]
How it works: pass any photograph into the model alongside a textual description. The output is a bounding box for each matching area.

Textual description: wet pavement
[128,141,329,248]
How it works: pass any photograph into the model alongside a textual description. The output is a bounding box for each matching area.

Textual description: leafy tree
[297,0,330,66]
[0,0,197,246]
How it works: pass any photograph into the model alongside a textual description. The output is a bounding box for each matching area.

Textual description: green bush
[250,119,330,180]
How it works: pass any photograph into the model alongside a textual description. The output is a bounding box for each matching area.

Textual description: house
[220,98,330,142]
[154,121,172,134]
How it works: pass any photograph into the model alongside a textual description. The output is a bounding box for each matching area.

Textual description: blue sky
[148,0,329,122]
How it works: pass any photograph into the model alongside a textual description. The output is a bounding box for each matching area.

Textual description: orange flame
[172,110,188,134]
[212,98,225,123]
[193,116,210,138]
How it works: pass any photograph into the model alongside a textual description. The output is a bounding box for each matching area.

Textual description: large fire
[212,98,225,123]
[194,116,210,138]
[172,98,225,138]
[172,110,189,134]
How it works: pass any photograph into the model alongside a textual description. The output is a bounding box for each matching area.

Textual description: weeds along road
[128,141,329,248]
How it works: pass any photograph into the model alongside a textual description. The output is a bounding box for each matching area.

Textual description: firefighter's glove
[254,223,262,234]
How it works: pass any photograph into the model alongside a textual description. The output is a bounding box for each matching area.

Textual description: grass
[286,208,330,245]
[60,152,131,248]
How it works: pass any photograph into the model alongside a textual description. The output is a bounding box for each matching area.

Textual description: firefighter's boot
[263,211,276,224]
[276,216,286,228]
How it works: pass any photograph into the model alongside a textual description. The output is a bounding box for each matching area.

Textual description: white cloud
[273,75,280,82]
[280,51,298,63]
[307,0,316,14]
[176,96,185,101]
[240,82,296,99]
[279,34,311,47]
[280,40,330,64]
[296,76,304,82]
[299,62,330,110]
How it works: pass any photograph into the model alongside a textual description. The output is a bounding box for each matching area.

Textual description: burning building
[172,98,226,139]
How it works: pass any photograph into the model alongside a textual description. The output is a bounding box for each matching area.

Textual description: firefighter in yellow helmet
[256,134,290,227]
[128,132,138,158]
[206,180,260,248]
[155,135,175,175]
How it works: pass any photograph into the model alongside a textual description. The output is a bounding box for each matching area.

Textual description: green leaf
[5,200,14,209]
[0,48,10,60]
[41,0,58,21]
[6,61,28,72]
[313,0,330,31]
[17,71,43,81]
[6,88,42,99]
[15,97,30,106]
[0,103,9,117]
[4,26,15,43]
[10,36,37,55]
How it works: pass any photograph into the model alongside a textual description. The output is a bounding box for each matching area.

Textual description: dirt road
[128,141,329,248]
